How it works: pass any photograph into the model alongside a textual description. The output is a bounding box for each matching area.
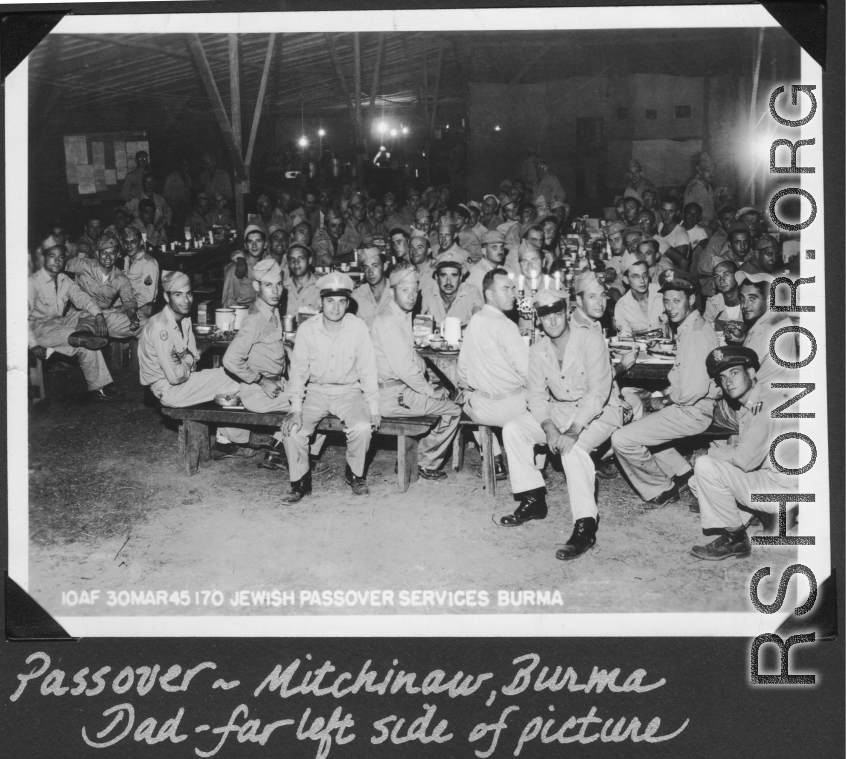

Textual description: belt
[260,374,284,382]
[378,379,405,389]
[471,387,526,401]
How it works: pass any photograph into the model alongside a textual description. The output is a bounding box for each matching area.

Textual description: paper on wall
[76,164,96,195]
[104,169,117,185]
[92,141,105,164]
[63,135,88,166]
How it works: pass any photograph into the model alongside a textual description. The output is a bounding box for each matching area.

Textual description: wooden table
[417,347,460,392]
[619,360,673,381]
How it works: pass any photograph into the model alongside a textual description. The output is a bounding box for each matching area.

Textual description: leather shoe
[280,472,312,504]
[260,448,287,471]
[690,527,751,561]
[493,454,508,481]
[69,331,108,351]
[346,464,370,496]
[418,466,447,481]
[594,459,618,480]
[641,483,679,510]
[212,441,257,459]
[556,517,597,560]
[688,493,700,513]
[499,488,547,526]
[90,384,125,401]
[310,457,330,476]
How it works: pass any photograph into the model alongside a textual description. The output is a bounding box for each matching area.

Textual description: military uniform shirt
[125,192,172,227]
[287,313,380,415]
[421,281,483,328]
[351,281,392,329]
[458,305,529,394]
[221,257,258,308]
[122,253,160,310]
[742,312,800,386]
[527,307,617,431]
[283,272,321,317]
[28,269,102,347]
[64,256,135,311]
[138,305,199,387]
[222,298,285,384]
[666,310,719,406]
[613,283,665,337]
[371,298,436,397]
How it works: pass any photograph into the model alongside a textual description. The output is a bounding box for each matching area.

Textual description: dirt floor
[25,354,797,621]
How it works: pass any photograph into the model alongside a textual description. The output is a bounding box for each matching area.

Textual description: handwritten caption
[9,651,688,756]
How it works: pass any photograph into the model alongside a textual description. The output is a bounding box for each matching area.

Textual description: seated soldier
[741,233,780,275]
[409,229,438,301]
[311,210,357,268]
[291,221,313,249]
[267,226,290,268]
[75,215,103,259]
[209,191,235,230]
[457,268,530,480]
[121,226,160,320]
[64,236,142,338]
[351,247,392,329]
[138,271,246,453]
[388,226,413,270]
[248,193,290,237]
[221,258,326,469]
[280,273,381,501]
[613,252,666,338]
[283,244,321,317]
[186,193,215,238]
[221,225,267,308]
[611,269,719,507]
[347,193,376,248]
[28,236,123,401]
[636,238,673,281]
[421,252,483,328]
[453,204,483,263]
[125,172,172,230]
[103,206,131,251]
[371,268,462,480]
[689,346,799,560]
[726,271,800,386]
[500,286,622,560]
[130,198,168,248]
[466,231,515,295]
[703,259,741,343]
[432,220,471,273]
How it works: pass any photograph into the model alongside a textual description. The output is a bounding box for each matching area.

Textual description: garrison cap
[349,193,365,207]
[434,250,465,272]
[534,195,549,207]
[550,200,567,210]
[389,268,419,287]
[406,187,421,198]
[735,206,760,219]
[467,200,482,211]
[727,221,751,235]
[706,345,760,379]
[415,207,431,221]
[573,270,604,295]
[243,224,266,241]
[268,224,287,237]
[161,270,191,292]
[481,230,505,246]
[38,235,65,252]
[496,222,514,236]
[482,193,499,205]
[533,288,568,316]
[256,194,271,205]
[437,220,456,234]
[620,251,646,274]
[735,270,774,287]
[755,233,780,250]
[252,258,282,281]
[316,271,355,297]
[499,180,513,192]
[659,268,697,293]
[605,220,627,236]
[518,241,542,261]
[359,247,383,265]
[97,236,120,252]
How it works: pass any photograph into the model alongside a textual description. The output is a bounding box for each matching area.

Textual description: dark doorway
[574,116,607,215]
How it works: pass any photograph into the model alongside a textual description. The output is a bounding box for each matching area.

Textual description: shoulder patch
[159,330,169,341]
[144,275,153,286]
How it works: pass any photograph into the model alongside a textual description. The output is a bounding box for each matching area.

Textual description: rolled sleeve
[67,279,103,317]
[154,331,190,385]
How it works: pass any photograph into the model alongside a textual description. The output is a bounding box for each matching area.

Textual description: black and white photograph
[7,6,829,637]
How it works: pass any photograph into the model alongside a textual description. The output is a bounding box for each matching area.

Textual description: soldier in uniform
[500,286,622,561]
[371,268,462,479]
[280,273,380,501]
[283,244,321,318]
[120,226,159,320]
[689,346,799,560]
[421,251,483,328]
[703,259,741,341]
[75,215,103,259]
[453,204,483,264]
[408,230,438,301]
[222,225,266,309]
[28,236,122,401]
[351,247,392,329]
[311,209,357,267]
[611,269,719,507]
[457,268,530,480]
[466,231,515,295]
[612,252,666,337]
[138,272,249,457]
[64,236,141,338]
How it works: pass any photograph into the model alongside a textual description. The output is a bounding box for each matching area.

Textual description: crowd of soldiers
[28,149,801,564]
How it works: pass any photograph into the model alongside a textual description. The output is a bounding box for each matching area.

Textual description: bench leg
[30,357,46,403]
[480,425,496,496]
[396,434,419,493]
[180,419,211,476]
[452,426,465,472]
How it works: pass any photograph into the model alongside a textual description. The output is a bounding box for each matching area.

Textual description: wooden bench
[29,355,46,404]
[452,420,497,497]
[160,405,439,493]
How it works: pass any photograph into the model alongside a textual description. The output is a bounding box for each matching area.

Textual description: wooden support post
[324,33,356,124]
[229,34,245,239]
[479,425,495,496]
[396,435,419,493]
[245,33,276,170]
[187,34,246,180]
[452,425,465,472]
[366,34,385,153]
[353,32,364,184]
[421,37,431,182]
[181,420,211,476]
[429,40,445,136]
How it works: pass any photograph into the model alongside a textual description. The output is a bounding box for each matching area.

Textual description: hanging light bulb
[494,125,501,131]
[377,122,387,133]
[390,128,398,137]
[298,136,308,148]
[318,128,326,137]
[401,126,409,135]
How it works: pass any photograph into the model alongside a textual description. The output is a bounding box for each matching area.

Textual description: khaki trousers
[464,390,527,457]
[378,387,461,470]
[611,400,714,500]
[283,384,372,481]
[31,314,113,391]
[691,456,797,531]
[504,407,620,523]
[154,368,240,407]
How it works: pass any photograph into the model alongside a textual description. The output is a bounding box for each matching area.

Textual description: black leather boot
[345,464,370,496]
[280,471,312,504]
[556,517,598,560]
[690,526,751,561]
[499,488,548,526]
[493,454,508,481]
